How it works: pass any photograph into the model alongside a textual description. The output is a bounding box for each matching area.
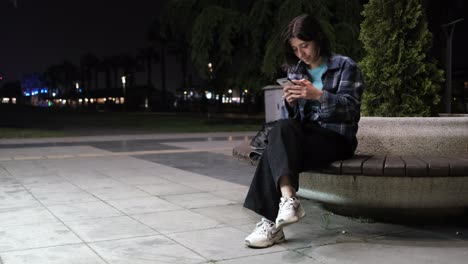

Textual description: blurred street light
[121,76,126,101]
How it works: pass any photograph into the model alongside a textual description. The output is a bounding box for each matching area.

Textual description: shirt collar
[326,54,340,70]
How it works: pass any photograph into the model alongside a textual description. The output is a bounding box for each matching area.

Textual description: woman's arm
[318,63,364,122]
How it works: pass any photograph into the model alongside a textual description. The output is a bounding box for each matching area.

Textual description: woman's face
[289,38,321,67]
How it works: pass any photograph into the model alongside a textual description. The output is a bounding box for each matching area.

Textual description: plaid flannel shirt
[280,54,364,151]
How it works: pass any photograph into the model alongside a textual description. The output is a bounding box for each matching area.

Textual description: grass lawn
[0,105,263,138]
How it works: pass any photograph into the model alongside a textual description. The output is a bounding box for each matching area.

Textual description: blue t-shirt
[305,61,328,111]
[307,61,327,90]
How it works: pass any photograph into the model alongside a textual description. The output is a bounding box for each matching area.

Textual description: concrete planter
[355,116,468,156]
[297,116,468,216]
[256,85,468,217]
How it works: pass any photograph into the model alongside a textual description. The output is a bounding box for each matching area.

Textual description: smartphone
[276,78,297,87]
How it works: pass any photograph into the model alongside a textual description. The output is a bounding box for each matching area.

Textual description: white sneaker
[275,197,306,229]
[244,218,285,248]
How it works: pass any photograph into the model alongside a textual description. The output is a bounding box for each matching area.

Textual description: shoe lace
[278,197,295,214]
[254,218,274,235]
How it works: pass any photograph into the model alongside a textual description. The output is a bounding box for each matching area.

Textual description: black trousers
[243,119,354,221]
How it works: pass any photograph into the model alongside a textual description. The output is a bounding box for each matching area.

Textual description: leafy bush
[359,0,444,116]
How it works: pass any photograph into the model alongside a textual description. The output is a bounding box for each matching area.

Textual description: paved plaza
[0,132,467,263]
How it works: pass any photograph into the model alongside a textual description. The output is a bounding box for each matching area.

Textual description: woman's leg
[243,119,303,248]
[279,175,295,198]
[244,120,353,221]
[244,119,303,221]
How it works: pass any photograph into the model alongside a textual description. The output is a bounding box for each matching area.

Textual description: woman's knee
[269,119,300,140]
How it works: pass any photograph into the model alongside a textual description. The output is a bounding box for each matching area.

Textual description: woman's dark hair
[281,14,331,67]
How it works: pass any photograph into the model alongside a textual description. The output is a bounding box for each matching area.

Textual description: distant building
[20,73,49,105]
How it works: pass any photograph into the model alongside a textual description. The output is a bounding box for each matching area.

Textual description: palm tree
[148,20,168,108]
[109,55,122,90]
[120,53,138,91]
[100,56,113,90]
[59,61,79,96]
[44,64,61,96]
[137,46,160,89]
[44,61,79,97]
[80,53,100,93]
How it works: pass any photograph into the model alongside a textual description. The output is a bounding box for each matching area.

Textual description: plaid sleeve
[318,62,364,122]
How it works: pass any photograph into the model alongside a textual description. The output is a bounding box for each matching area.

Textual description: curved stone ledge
[297,172,468,209]
[234,116,468,217]
[355,117,468,156]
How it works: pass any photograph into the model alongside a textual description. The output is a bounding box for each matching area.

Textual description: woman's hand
[283,79,323,105]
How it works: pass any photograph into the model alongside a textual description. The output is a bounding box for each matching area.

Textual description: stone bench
[233,116,468,218]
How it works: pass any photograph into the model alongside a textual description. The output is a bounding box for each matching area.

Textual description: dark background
[0,0,467,84]
[0,0,167,81]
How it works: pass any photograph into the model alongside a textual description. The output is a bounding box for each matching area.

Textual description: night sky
[0,0,167,82]
[1,0,467,84]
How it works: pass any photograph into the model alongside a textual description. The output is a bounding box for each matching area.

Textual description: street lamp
[207,62,215,102]
[207,62,213,76]
[441,18,464,114]
[121,75,126,97]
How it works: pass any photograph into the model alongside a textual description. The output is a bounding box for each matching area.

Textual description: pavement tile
[98,167,172,179]
[14,175,65,187]
[89,235,206,264]
[0,222,82,252]
[133,209,224,234]
[136,182,202,196]
[64,176,125,190]
[47,201,124,221]
[25,181,83,194]
[0,244,106,264]
[158,171,216,184]
[209,187,249,204]
[162,192,235,209]
[192,204,259,226]
[106,196,182,215]
[161,140,245,150]
[137,152,255,186]
[167,226,286,260]
[32,190,100,206]
[0,160,50,177]
[2,134,468,263]
[296,231,468,264]
[216,251,321,264]
[65,215,158,242]
[186,179,246,192]
[0,177,25,194]
[88,140,183,153]
[109,174,174,186]
[0,189,42,210]
[280,222,364,250]
[0,168,10,177]
[85,185,152,201]
[0,206,58,227]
